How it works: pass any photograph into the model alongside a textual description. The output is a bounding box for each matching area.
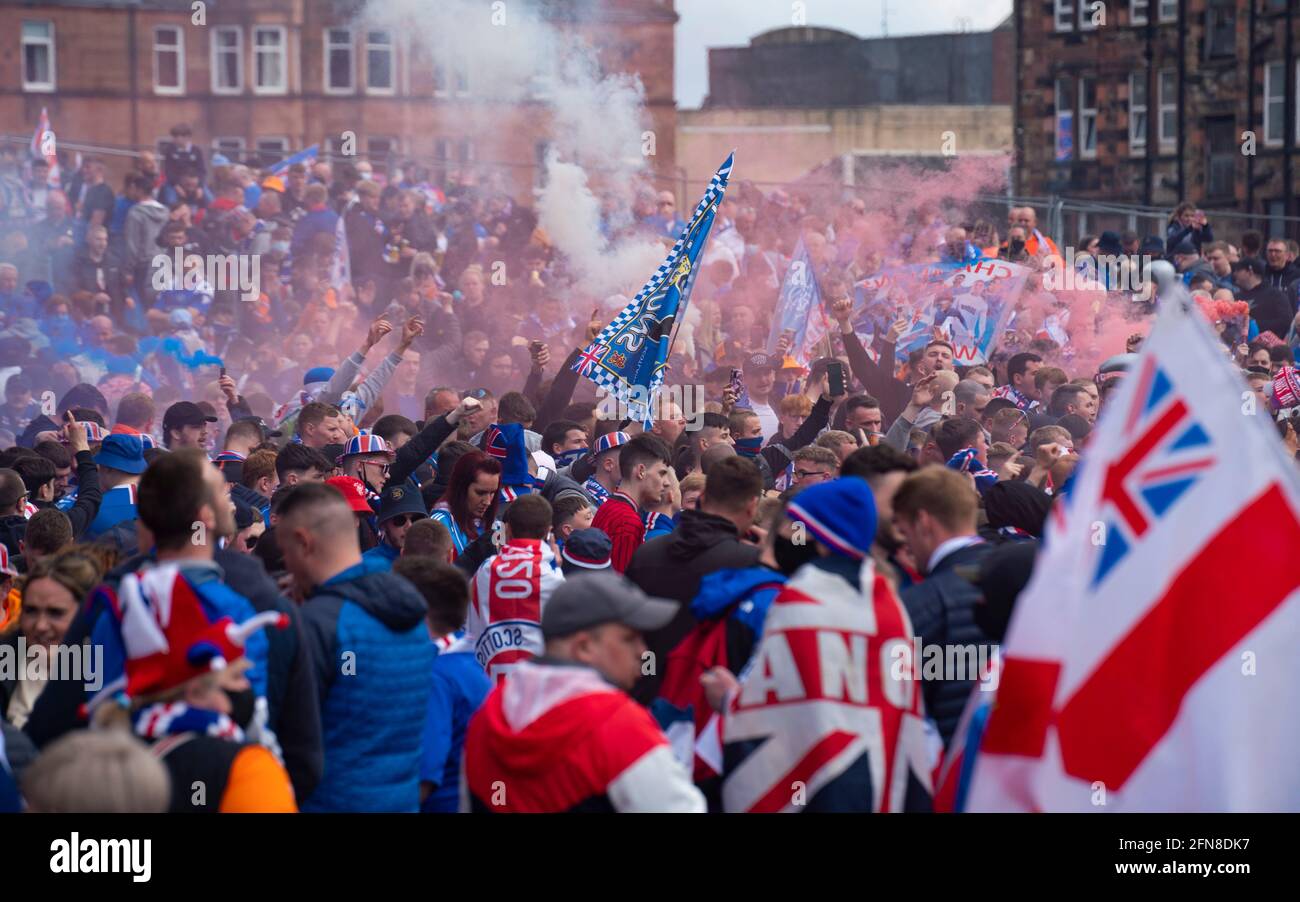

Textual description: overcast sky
[674,0,1013,108]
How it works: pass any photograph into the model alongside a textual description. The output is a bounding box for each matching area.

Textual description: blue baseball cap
[94,434,147,475]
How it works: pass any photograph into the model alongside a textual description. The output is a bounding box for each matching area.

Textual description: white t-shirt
[750,400,779,441]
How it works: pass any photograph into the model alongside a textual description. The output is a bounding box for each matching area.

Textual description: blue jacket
[361,541,399,572]
[291,207,340,260]
[690,565,787,675]
[420,646,491,813]
[300,568,433,812]
[85,484,137,540]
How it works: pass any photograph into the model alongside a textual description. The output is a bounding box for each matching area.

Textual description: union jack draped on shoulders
[720,557,934,813]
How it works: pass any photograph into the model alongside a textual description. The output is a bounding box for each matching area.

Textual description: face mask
[224,687,257,730]
[774,532,820,576]
[734,436,763,458]
[1009,239,1025,254]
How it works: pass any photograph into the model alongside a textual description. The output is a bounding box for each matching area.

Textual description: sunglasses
[385,514,422,527]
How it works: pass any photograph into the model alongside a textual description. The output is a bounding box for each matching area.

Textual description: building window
[212,27,243,94]
[1079,78,1098,159]
[367,137,398,176]
[253,26,287,94]
[1054,0,1075,32]
[1079,1,1101,30]
[256,138,290,168]
[1264,61,1284,146]
[1129,72,1148,154]
[1158,0,1178,23]
[366,30,395,94]
[432,45,471,97]
[324,28,354,94]
[1131,0,1148,26]
[1204,1,1235,59]
[1206,118,1235,199]
[1055,78,1074,162]
[22,21,55,92]
[212,137,246,162]
[153,26,184,95]
[1158,69,1178,149]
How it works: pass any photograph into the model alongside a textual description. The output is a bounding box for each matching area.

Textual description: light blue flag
[573,153,734,426]
[764,236,822,365]
[269,144,320,176]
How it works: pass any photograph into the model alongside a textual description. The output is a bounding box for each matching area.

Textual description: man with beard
[841,443,922,588]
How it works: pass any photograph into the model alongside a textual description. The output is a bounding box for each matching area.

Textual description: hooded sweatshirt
[625,509,761,704]
[125,198,170,272]
[461,658,704,813]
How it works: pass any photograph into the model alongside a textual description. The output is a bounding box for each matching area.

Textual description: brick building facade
[1017,0,1300,239]
[0,0,678,197]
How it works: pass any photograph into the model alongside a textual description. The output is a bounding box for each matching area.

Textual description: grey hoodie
[125,198,170,272]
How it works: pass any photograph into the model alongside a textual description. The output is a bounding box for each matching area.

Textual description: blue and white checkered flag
[573,153,734,426]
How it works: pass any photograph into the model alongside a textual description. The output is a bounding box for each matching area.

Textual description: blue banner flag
[574,153,734,425]
[269,144,320,176]
[764,236,824,366]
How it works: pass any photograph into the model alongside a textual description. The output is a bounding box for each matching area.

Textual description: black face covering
[1009,239,1026,254]
[224,688,256,730]
[773,533,821,576]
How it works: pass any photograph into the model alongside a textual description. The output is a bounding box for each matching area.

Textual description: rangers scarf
[467,539,565,684]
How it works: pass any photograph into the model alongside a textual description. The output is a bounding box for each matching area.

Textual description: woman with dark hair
[430,451,501,558]
[1166,202,1213,255]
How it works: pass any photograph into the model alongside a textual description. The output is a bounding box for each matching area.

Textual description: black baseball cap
[1232,257,1266,277]
[162,401,217,432]
[743,352,778,374]
[541,571,678,639]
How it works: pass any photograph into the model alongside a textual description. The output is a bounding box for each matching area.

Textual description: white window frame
[1264,60,1284,147]
[1078,78,1098,159]
[212,137,247,160]
[1078,1,1101,31]
[1130,0,1148,26]
[323,27,354,94]
[152,25,185,95]
[252,25,288,95]
[1055,78,1073,162]
[1158,68,1178,150]
[1129,72,1147,154]
[1054,0,1075,32]
[211,26,244,95]
[365,29,396,96]
[1158,0,1178,24]
[21,20,56,93]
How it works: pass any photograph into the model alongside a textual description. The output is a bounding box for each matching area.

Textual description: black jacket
[1262,262,1300,292]
[899,541,995,749]
[625,509,761,704]
[32,449,102,540]
[841,328,911,425]
[0,515,25,561]
[1239,284,1294,339]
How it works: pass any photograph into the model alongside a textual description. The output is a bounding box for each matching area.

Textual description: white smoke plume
[359,0,667,298]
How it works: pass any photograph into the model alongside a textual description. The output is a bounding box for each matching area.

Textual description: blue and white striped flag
[269,144,320,176]
[573,153,734,426]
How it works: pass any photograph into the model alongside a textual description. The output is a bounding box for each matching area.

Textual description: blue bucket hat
[94,434,147,475]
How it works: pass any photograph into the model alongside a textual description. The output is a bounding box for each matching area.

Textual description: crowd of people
[0,123,1298,814]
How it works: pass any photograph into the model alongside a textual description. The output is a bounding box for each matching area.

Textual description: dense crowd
[0,123,1298,814]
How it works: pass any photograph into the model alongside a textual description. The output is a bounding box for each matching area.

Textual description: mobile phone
[219,367,227,378]
[728,368,744,398]
[529,340,545,354]
[827,361,846,397]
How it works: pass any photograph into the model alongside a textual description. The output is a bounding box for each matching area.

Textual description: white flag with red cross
[967,274,1300,812]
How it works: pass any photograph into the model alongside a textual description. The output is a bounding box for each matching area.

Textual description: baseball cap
[743,352,778,374]
[338,431,394,463]
[325,476,373,514]
[541,570,678,639]
[1233,257,1266,277]
[162,401,217,433]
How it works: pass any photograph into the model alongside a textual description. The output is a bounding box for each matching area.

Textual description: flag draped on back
[30,107,60,187]
[765,237,826,367]
[574,153,734,426]
[967,271,1300,812]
